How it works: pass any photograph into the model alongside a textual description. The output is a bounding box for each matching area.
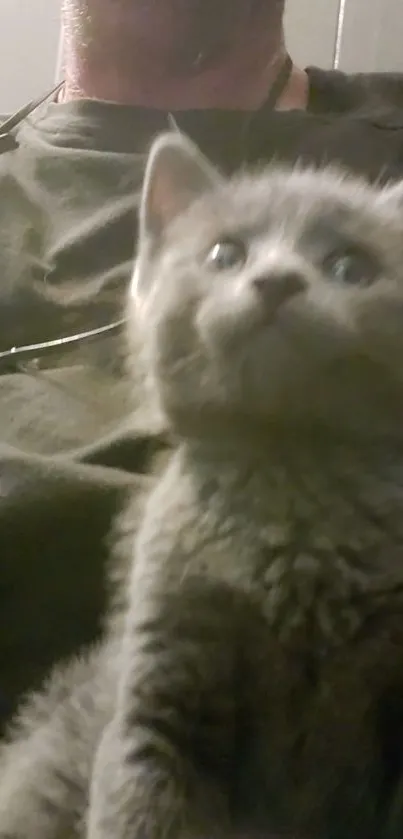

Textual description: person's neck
[62,41,308,112]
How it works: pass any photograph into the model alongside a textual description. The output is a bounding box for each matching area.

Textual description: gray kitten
[90,134,403,839]
[3,133,403,839]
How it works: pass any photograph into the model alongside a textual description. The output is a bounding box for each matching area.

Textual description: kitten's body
[111,439,403,839]
[4,135,403,838]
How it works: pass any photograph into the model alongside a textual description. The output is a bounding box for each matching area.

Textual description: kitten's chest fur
[136,435,403,649]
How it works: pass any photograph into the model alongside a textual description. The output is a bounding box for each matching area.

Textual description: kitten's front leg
[87,716,229,839]
[0,650,105,839]
[0,734,83,839]
[87,578,248,839]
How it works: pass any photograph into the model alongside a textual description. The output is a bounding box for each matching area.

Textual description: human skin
[61,0,308,110]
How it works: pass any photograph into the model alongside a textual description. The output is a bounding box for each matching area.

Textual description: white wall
[284,0,341,70]
[0,0,61,115]
[285,0,403,72]
[335,0,403,72]
[1,0,403,115]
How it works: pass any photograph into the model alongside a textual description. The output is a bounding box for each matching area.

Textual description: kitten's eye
[205,237,247,271]
[322,247,378,288]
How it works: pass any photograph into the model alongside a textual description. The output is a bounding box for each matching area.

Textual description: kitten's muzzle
[252,270,306,316]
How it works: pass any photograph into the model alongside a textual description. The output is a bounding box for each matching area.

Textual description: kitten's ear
[139,131,222,240]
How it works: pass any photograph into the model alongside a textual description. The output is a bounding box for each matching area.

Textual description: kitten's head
[130,131,403,440]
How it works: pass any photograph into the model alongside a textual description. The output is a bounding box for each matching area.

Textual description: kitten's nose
[252,270,306,311]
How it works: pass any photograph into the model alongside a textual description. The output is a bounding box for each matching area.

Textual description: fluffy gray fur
[4,133,403,839]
